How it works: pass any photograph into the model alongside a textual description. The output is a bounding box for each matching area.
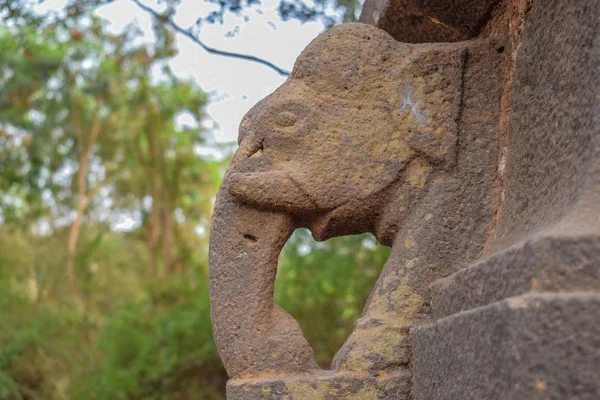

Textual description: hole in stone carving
[496,46,505,53]
[274,229,389,369]
[244,234,258,242]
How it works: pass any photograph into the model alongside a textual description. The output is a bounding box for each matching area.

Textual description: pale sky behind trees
[36,0,326,148]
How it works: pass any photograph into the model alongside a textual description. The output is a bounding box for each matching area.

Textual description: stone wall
[409,0,600,398]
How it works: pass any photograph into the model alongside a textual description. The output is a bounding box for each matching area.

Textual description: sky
[36,0,327,147]
[24,0,332,230]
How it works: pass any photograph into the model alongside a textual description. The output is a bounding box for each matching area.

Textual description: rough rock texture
[227,371,411,400]
[411,0,600,398]
[209,0,599,397]
[488,0,599,250]
[210,21,503,397]
[431,233,600,320]
[359,0,501,42]
[414,293,600,400]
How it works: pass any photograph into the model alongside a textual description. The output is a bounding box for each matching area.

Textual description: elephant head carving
[209,22,498,381]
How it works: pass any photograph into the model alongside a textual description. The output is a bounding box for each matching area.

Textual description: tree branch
[130,0,291,76]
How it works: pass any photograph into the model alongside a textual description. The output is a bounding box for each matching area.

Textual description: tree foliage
[0,2,387,399]
[3,0,363,76]
[276,230,389,368]
[198,0,362,27]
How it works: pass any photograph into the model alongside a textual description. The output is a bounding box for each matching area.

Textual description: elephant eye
[275,111,298,127]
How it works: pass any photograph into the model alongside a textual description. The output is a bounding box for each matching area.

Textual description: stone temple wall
[366,0,600,398]
[209,0,599,398]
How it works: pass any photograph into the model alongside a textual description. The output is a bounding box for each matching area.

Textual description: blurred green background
[0,1,387,399]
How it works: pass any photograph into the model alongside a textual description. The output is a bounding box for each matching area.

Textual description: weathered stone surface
[331,32,504,375]
[488,0,599,251]
[227,371,411,400]
[209,0,599,397]
[413,293,600,399]
[230,26,467,223]
[411,0,600,398]
[359,0,501,43]
[209,202,318,378]
[431,233,600,319]
[210,20,504,394]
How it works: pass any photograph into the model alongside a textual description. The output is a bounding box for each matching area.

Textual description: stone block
[431,234,600,319]
[413,293,600,400]
[490,0,599,249]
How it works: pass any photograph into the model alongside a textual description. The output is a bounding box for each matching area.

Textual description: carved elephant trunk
[209,175,318,379]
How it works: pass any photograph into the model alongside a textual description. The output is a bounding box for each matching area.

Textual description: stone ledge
[226,370,411,400]
[430,233,600,320]
[413,292,600,400]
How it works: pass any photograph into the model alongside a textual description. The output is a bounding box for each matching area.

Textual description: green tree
[2,0,362,76]
[0,6,225,399]
[276,230,389,368]
[0,2,389,399]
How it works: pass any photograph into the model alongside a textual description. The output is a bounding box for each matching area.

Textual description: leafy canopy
[0,2,388,399]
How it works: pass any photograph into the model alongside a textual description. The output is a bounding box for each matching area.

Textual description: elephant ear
[390,46,466,167]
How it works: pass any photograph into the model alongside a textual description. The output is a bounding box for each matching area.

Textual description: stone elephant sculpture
[209,22,503,395]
